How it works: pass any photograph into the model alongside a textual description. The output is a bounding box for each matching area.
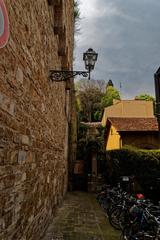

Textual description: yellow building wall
[106,126,121,150]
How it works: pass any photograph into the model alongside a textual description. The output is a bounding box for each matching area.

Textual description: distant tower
[119,82,122,98]
[107,79,114,88]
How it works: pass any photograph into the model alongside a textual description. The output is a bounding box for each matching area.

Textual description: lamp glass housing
[83,48,98,71]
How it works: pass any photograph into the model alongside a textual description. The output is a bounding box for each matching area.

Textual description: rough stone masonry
[0,0,75,239]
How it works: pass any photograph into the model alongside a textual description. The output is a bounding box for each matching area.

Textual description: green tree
[101,83,120,108]
[76,79,106,122]
[75,79,107,92]
[94,110,102,121]
[76,79,121,122]
[135,94,155,101]
[74,0,80,34]
[77,86,103,122]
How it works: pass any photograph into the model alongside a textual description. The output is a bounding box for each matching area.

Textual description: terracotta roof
[108,117,159,132]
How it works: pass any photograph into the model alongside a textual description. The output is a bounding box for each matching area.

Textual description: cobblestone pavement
[41,192,120,240]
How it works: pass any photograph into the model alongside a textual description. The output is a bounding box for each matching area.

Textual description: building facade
[105,117,159,150]
[102,100,154,126]
[102,100,159,150]
[0,0,75,239]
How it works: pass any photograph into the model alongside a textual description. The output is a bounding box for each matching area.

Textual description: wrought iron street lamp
[83,48,98,80]
[49,48,98,81]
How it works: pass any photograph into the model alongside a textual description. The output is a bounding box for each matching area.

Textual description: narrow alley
[41,192,120,240]
[1,1,159,239]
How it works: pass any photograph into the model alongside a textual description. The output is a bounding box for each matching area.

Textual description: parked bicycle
[96,183,160,240]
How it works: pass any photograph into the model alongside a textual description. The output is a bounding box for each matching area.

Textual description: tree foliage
[74,0,80,34]
[101,85,121,108]
[76,79,121,122]
[75,79,107,93]
[135,94,155,101]
[77,123,106,160]
[105,148,160,201]
[77,85,103,122]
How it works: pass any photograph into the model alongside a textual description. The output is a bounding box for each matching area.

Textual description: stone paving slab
[41,192,120,240]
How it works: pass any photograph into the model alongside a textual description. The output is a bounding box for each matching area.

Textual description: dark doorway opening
[72,160,87,191]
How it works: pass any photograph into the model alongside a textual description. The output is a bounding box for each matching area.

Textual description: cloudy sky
[74,0,160,99]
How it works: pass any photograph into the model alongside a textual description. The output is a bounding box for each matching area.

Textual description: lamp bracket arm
[49,70,89,81]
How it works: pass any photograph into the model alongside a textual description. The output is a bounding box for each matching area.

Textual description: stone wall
[0,0,74,239]
[68,88,77,190]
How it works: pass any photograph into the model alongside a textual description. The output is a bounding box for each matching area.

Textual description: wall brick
[18,150,27,164]
[0,92,15,116]
[21,135,30,146]
[16,67,24,84]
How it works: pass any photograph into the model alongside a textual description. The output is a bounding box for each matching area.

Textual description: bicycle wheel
[121,225,132,240]
[119,209,130,230]
[109,206,122,230]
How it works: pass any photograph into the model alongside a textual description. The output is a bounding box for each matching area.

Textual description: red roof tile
[108,117,159,131]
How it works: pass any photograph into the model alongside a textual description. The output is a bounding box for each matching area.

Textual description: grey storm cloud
[74,0,160,98]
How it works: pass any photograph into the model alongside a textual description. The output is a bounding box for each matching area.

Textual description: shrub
[105,148,160,201]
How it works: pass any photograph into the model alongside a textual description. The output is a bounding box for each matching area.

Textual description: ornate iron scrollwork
[49,70,89,82]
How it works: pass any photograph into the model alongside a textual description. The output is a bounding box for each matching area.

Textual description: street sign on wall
[0,0,9,48]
